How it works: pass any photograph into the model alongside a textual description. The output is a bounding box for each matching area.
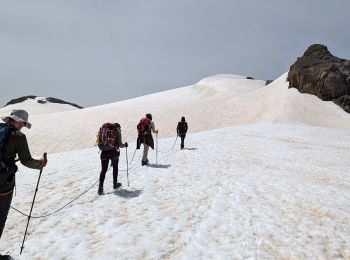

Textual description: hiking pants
[99,150,119,186]
[179,133,186,149]
[142,144,149,162]
[0,191,13,238]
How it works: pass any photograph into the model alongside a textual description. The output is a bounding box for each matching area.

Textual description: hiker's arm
[151,122,158,134]
[116,131,125,148]
[16,134,44,169]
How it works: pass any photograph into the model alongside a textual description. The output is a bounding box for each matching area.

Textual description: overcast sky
[1,0,349,108]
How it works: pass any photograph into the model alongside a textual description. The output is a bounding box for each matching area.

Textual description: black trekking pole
[156,133,158,165]
[20,153,47,255]
[126,147,129,186]
[172,134,179,150]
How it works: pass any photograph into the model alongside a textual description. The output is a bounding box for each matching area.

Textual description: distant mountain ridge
[4,95,83,109]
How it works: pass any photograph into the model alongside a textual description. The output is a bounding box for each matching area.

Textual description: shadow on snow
[148,164,171,169]
[112,188,143,198]
[183,147,198,150]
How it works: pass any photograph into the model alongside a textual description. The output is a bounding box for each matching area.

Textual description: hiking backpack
[97,123,119,151]
[137,118,151,135]
[0,123,11,169]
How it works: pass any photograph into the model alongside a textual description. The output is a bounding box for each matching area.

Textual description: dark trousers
[99,150,119,187]
[0,191,13,238]
[179,133,186,149]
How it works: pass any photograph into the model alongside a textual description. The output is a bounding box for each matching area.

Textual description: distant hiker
[136,113,158,166]
[177,116,188,149]
[0,109,47,239]
[97,123,128,195]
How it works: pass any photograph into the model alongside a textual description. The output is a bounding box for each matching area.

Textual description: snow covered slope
[2,124,349,259]
[0,73,349,259]
[2,73,349,156]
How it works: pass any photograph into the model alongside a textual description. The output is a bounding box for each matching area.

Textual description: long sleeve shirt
[3,127,44,170]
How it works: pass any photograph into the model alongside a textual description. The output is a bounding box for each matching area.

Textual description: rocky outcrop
[265,80,273,86]
[5,96,83,109]
[287,44,350,112]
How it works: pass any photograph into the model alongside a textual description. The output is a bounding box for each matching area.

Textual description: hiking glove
[125,142,128,148]
[41,157,48,167]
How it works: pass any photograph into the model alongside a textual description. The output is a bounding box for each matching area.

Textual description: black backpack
[0,123,18,189]
[0,123,11,170]
[177,121,187,133]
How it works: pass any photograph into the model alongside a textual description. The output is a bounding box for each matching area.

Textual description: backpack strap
[0,188,14,197]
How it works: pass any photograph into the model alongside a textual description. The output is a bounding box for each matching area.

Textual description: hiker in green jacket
[0,109,47,239]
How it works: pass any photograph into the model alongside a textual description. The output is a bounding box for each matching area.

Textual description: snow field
[0,124,349,259]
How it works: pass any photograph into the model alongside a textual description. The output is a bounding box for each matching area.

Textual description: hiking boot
[98,185,104,195]
[141,160,149,166]
[0,254,13,260]
[113,182,122,189]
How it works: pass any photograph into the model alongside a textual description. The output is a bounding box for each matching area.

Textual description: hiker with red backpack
[97,123,128,195]
[0,110,47,243]
[136,113,158,166]
[177,116,188,149]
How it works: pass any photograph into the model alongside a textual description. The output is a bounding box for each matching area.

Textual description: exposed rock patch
[265,80,273,86]
[4,96,83,109]
[287,44,350,112]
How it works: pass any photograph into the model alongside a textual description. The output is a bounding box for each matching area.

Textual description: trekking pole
[126,147,129,186]
[156,133,158,165]
[20,153,47,255]
[172,134,179,150]
[129,148,137,165]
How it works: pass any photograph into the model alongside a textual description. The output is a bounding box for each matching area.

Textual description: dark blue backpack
[0,123,11,170]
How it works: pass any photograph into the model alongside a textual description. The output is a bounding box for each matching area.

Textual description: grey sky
[1,0,349,107]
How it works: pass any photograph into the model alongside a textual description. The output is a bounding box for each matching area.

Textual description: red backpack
[97,123,119,151]
[137,118,151,135]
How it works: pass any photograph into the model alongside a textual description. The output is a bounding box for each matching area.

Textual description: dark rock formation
[45,97,83,109]
[6,96,37,105]
[246,76,254,80]
[287,44,350,112]
[265,80,273,86]
[5,96,83,109]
